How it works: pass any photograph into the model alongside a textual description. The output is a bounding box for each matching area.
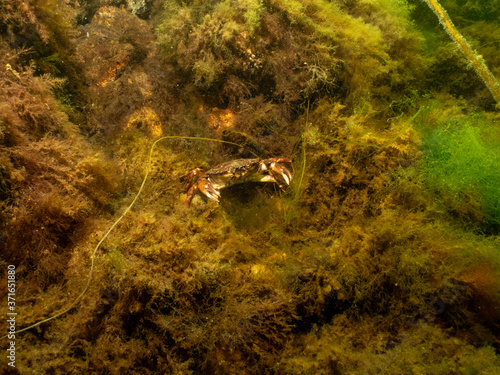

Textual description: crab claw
[185,178,221,207]
[260,158,292,190]
[271,162,292,186]
[198,179,221,204]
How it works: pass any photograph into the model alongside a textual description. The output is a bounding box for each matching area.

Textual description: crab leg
[184,185,197,207]
[183,168,204,193]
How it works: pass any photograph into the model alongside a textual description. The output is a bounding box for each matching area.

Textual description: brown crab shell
[204,158,262,189]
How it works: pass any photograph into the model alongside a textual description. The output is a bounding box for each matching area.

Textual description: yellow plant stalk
[423,0,500,107]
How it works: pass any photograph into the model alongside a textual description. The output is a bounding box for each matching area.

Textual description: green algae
[420,113,500,228]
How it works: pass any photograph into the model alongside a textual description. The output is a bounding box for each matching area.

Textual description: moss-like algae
[157,0,424,113]
[420,113,500,229]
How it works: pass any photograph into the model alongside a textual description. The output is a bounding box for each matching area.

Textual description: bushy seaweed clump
[0,39,119,346]
[420,113,500,230]
[280,316,500,374]
[156,0,425,115]
[0,0,123,288]
[267,101,500,374]
[0,0,88,117]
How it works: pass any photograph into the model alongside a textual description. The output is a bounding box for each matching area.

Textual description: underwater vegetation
[412,0,500,110]
[0,50,119,287]
[156,0,425,115]
[0,0,500,374]
[422,0,500,106]
[420,112,500,230]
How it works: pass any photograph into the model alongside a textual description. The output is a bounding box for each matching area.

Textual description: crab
[183,158,293,207]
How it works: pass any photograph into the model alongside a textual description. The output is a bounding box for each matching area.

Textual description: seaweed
[419,112,500,230]
[0,0,88,119]
[422,0,500,107]
[1,0,500,373]
[156,0,424,114]
[412,0,500,110]
[0,48,120,336]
